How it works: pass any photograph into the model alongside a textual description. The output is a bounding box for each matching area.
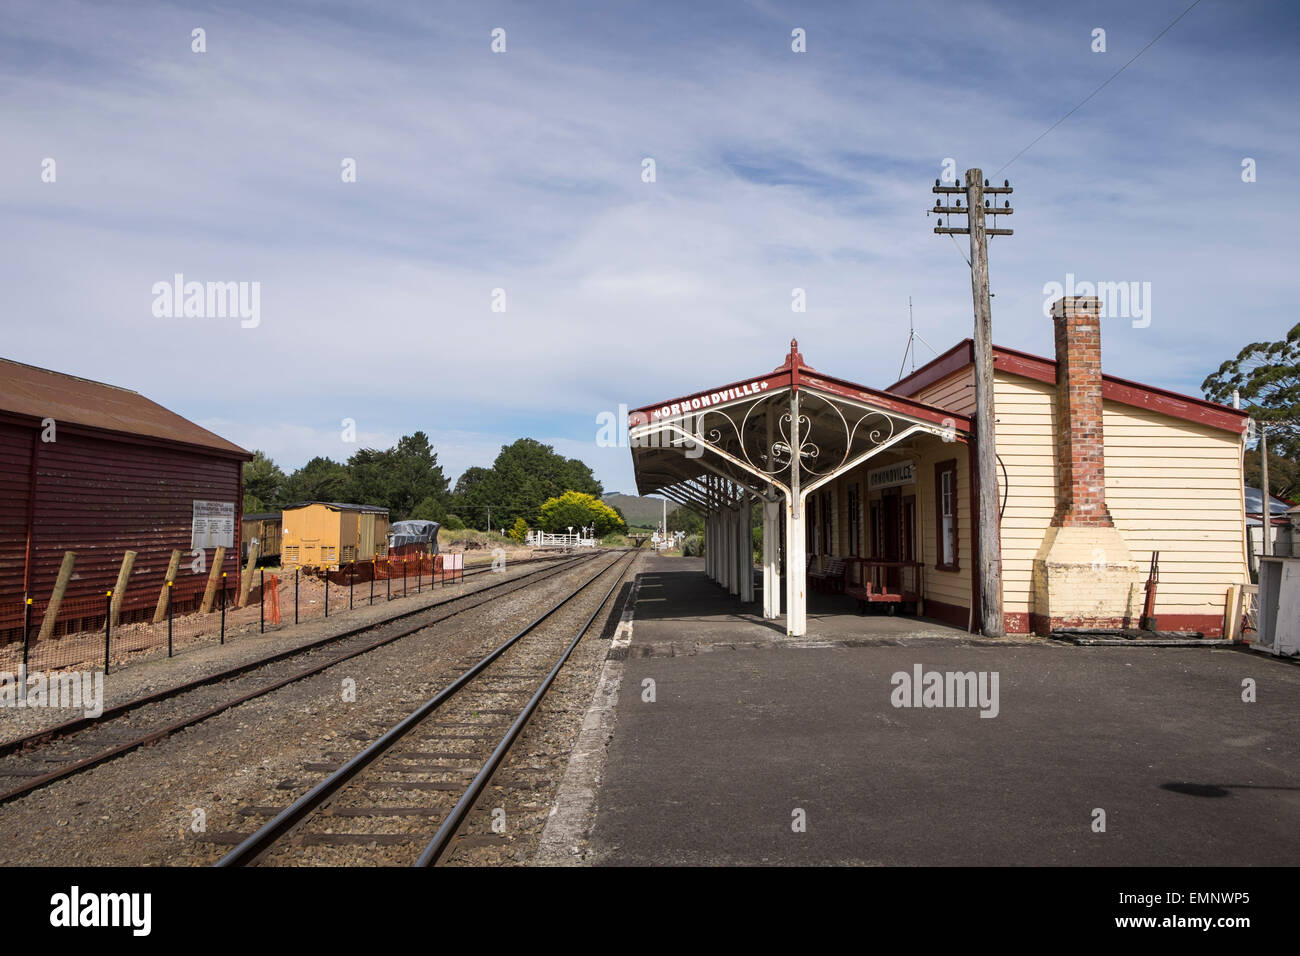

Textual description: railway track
[212,548,637,866]
[0,550,610,806]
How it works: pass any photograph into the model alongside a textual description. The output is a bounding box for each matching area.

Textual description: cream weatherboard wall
[826,437,973,626]
[1102,403,1248,626]
[904,371,976,624]
[990,375,1060,628]
[908,366,1245,632]
[991,371,1247,632]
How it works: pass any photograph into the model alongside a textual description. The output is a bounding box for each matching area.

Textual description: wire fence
[0,554,465,675]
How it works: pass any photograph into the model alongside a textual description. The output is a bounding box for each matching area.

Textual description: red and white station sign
[629,375,781,428]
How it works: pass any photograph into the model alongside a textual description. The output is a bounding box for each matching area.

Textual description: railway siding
[0,550,638,866]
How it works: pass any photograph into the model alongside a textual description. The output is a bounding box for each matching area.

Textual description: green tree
[667,506,704,535]
[1247,448,1299,501]
[449,466,496,530]
[243,450,287,512]
[343,447,390,509]
[410,496,447,523]
[452,439,605,530]
[539,491,626,536]
[343,431,449,520]
[508,516,529,543]
[1203,325,1300,497]
[386,431,449,518]
[282,456,349,503]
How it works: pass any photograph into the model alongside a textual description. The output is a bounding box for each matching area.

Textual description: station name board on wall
[191,500,235,549]
[867,460,916,491]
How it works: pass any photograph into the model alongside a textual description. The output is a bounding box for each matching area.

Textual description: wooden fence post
[109,550,137,628]
[200,546,226,614]
[238,542,260,608]
[38,551,77,642]
[153,549,182,624]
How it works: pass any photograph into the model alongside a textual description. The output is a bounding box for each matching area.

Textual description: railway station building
[627,297,1250,638]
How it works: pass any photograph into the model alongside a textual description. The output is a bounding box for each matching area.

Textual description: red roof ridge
[886,338,1247,434]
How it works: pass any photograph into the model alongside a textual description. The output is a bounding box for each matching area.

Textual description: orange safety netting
[321,556,463,586]
[266,574,281,626]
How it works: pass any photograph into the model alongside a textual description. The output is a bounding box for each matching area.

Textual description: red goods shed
[0,357,252,621]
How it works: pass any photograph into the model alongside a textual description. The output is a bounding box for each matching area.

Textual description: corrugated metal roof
[284,501,389,514]
[1245,487,1290,516]
[0,357,249,457]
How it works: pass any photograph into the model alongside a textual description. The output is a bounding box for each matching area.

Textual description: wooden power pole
[932,167,1012,637]
[1260,424,1272,557]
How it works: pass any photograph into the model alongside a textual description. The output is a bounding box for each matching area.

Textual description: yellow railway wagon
[240,512,282,563]
[281,501,390,570]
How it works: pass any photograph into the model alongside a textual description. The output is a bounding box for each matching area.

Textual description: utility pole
[1260,424,1272,556]
[932,167,1013,637]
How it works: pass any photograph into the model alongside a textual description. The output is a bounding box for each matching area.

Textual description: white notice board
[191,500,235,549]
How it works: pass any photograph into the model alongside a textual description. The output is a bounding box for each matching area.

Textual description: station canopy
[627,340,973,509]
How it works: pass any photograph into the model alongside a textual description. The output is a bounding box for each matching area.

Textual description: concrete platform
[586,557,1300,865]
[630,556,994,653]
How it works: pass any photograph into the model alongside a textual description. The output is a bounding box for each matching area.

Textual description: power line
[995,0,1205,176]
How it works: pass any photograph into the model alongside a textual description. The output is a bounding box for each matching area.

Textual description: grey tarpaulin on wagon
[388,519,440,554]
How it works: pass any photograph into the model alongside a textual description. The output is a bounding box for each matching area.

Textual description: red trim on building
[888,339,1248,435]
[629,340,973,434]
[889,341,973,397]
[923,598,971,631]
[1025,613,1226,638]
[798,370,971,432]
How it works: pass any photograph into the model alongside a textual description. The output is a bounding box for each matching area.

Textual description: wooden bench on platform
[809,556,847,593]
[845,559,923,615]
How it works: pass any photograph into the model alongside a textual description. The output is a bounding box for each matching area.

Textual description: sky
[2,0,1296,495]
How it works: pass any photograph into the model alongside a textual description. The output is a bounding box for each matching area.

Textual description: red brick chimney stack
[1050,296,1113,528]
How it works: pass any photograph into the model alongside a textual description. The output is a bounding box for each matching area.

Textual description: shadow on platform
[632,556,970,648]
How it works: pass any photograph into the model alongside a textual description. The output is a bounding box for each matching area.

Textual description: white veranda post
[762,497,781,619]
[784,389,806,637]
[739,496,754,604]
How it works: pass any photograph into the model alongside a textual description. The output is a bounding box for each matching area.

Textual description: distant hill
[603,492,677,528]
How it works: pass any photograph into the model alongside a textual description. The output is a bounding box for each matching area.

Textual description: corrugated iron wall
[0,421,242,613]
[0,422,35,597]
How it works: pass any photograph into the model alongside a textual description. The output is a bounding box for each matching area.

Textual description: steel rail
[214,551,631,867]
[0,553,606,805]
[415,550,636,866]
[0,552,589,761]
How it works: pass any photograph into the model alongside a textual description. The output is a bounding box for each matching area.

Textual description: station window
[935,460,959,571]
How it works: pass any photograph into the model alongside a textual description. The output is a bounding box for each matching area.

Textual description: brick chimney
[1050,296,1112,528]
[1031,295,1138,635]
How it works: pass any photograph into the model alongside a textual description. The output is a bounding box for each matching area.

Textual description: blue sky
[2,0,1296,495]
